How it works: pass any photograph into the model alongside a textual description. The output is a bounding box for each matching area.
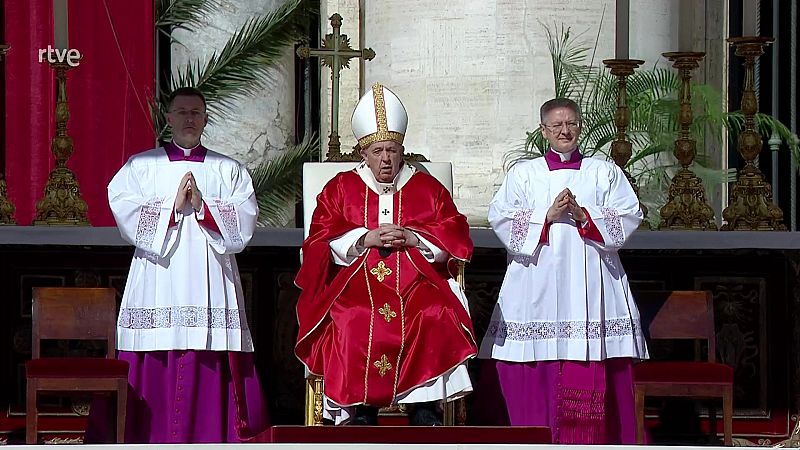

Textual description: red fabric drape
[5,0,155,225]
[4,0,56,225]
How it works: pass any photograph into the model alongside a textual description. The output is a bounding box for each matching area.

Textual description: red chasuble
[295,169,477,407]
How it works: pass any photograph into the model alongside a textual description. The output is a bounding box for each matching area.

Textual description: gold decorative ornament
[659,52,717,230]
[602,58,648,227]
[34,61,89,226]
[379,303,396,323]
[370,260,392,282]
[373,354,392,377]
[721,37,785,231]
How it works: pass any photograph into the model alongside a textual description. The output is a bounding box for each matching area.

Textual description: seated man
[295,83,477,425]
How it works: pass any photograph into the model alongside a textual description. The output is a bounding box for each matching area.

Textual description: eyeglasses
[542,122,580,133]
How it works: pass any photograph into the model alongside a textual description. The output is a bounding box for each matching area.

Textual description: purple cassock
[474,359,637,444]
[86,351,268,443]
[474,150,638,444]
[89,140,269,443]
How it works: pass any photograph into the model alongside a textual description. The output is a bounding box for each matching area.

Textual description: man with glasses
[99,87,269,442]
[478,98,647,444]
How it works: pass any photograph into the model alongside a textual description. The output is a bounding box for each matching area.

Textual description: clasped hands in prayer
[546,188,587,224]
[363,224,420,249]
[174,171,203,212]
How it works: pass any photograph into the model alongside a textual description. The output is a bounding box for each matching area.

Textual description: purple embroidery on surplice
[118,306,244,330]
[601,206,624,246]
[214,199,244,247]
[135,198,163,251]
[510,209,533,252]
[486,318,642,341]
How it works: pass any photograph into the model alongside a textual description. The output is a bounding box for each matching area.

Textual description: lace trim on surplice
[135,198,163,251]
[485,318,642,341]
[510,209,534,252]
[118,306,245,330]
[214,199,243,247]
[600,206,624,246]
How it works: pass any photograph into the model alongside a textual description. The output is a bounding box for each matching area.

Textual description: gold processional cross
[296,13,375,160]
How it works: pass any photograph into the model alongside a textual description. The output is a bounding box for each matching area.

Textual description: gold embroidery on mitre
[358,131,404,149]
[357,83,404,148]
[370,260,392,282]
[378,303,397,323]
[373,83,387,133]
[374,354,392,377]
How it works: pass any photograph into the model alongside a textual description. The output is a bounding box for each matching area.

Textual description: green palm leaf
[250,135,319,227]
[156,0,218,31]
[168,0,313,126]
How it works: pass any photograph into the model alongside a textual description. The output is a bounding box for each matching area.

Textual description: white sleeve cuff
[416,233,448,263]
[330,227,370,266]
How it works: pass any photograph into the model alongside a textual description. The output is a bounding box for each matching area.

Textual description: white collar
[173,140,201,157]
[356,161,416,195]
[550,148,576,162]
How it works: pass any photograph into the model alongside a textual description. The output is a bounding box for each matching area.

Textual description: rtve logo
[37,45,81,67]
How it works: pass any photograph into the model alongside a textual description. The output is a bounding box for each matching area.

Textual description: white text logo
[37,45,81,67]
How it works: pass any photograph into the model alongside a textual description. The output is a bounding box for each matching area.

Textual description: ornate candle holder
[659,52,717,230]
[721,37,785,230]
[0,43,16,224]
[602,58,648,227]
[34,61,89,225]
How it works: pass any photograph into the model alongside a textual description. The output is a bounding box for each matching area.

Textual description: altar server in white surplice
[99,87,268,443]
[477,98,648,445]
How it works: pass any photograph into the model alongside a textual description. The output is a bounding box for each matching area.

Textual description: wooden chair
[633,290,734,445]
[25,287,129,444]
[301,161,467,426]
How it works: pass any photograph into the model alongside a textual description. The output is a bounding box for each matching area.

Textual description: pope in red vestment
[295,83,477,425]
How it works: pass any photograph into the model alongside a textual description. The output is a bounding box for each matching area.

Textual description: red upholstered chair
[634,290,733,445]
[25,287,129,444]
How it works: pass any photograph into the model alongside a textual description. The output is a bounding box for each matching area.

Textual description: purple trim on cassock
[165,141,208,162]
[85,350,269,443]
[544,149,583,171]
[474,358,636,444]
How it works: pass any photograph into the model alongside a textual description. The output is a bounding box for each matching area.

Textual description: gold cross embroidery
[378,303,396,323]
[373,354,392,377]
[370,260,392,282]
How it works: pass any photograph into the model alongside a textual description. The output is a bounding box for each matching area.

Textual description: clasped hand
[363,224,420,249]
[546,188,586,223]
[174,171,203,212]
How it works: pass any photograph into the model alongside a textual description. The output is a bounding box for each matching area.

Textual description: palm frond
[168,0,313,126]
[250,135,319,226]
[156,0,218,31]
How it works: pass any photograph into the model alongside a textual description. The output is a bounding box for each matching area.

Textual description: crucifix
[297,13,375,160]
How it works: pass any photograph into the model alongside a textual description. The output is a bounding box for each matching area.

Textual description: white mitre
[351,82,408,148]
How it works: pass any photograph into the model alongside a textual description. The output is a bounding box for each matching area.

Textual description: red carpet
[258,425,552,444]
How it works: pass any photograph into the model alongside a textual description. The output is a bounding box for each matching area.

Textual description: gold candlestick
[721,37,785,231]
[659,51,716,230]
[34,61,89,226]
[602,58,648,226]
[0,43,16,224]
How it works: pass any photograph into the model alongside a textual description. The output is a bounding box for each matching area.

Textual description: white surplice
[322,162,472,424]
[108,147,257,352]
[479,155,649,362]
